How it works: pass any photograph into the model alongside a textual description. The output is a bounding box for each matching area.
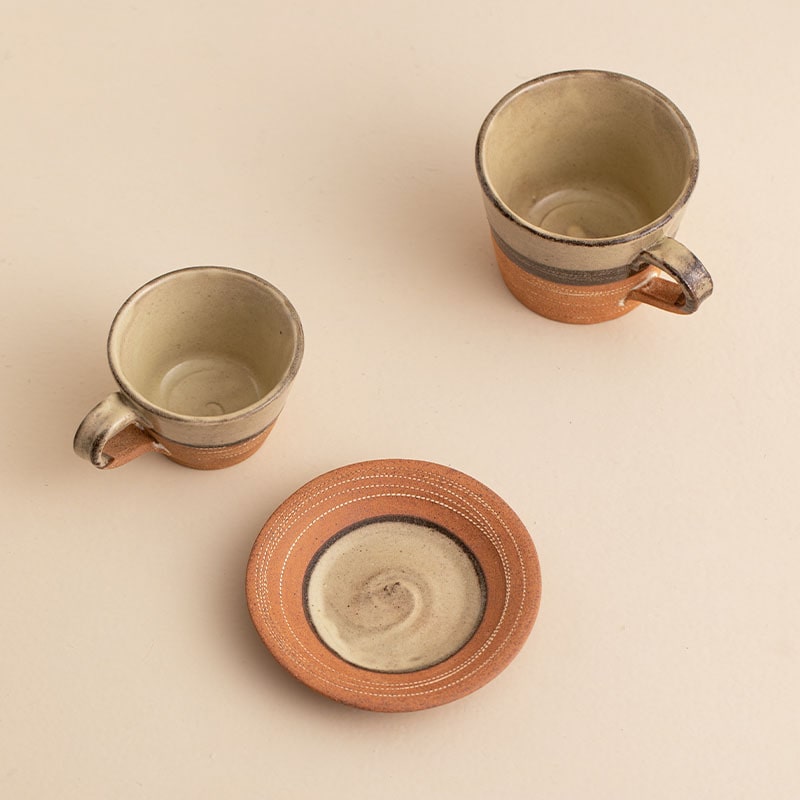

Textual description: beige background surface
[2,1,798,797]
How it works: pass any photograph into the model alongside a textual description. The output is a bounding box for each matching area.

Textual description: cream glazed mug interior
[74,266,304,470]
[476,70,713,323]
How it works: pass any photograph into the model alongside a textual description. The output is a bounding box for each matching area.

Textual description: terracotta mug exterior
[74,266,304,470]
[476,70,713,323]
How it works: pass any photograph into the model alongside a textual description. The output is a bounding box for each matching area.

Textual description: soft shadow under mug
[476,70,713,323]
[74,266,304,470]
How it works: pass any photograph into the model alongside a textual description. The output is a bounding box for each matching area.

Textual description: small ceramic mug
[74,266,304,470]
[476,70,713,323]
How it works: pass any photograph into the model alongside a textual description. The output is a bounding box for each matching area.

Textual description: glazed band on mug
[73,266,304,470]
[476,70,713,323]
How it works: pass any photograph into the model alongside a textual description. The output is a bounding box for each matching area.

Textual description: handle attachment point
[73,393,159,469]
[629,237,713,314]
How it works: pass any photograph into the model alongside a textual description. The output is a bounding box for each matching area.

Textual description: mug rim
[106,265,304,427]
[475,69,699,249]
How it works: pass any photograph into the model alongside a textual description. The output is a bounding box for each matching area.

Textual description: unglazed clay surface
[246,459,541,712]
[305,517,485,673]
[476,70,713,319]
[73,266,305,467]
[8,7,796,797]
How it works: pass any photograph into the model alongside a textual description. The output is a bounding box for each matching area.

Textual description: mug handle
[629,237,713,314]
[73,392,160,469]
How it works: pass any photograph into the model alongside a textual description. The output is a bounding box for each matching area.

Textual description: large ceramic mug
[74,266,304,470]
[476,70,713,323]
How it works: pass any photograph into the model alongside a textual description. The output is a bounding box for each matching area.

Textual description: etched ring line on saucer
[246,459,541,712]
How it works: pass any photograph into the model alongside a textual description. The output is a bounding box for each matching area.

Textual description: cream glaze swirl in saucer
[304,516,486,673]
[246,459,541,712]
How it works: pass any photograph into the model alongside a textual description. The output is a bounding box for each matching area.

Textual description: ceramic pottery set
[74,70,712,712]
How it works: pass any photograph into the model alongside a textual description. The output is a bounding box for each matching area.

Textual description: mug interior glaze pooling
[109,268,300,419]
[481,72,696,240]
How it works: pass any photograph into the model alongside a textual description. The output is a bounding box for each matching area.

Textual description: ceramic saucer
[246,459,541,712]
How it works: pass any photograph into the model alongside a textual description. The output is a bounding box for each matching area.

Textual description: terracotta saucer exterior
[246,459,542,712]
